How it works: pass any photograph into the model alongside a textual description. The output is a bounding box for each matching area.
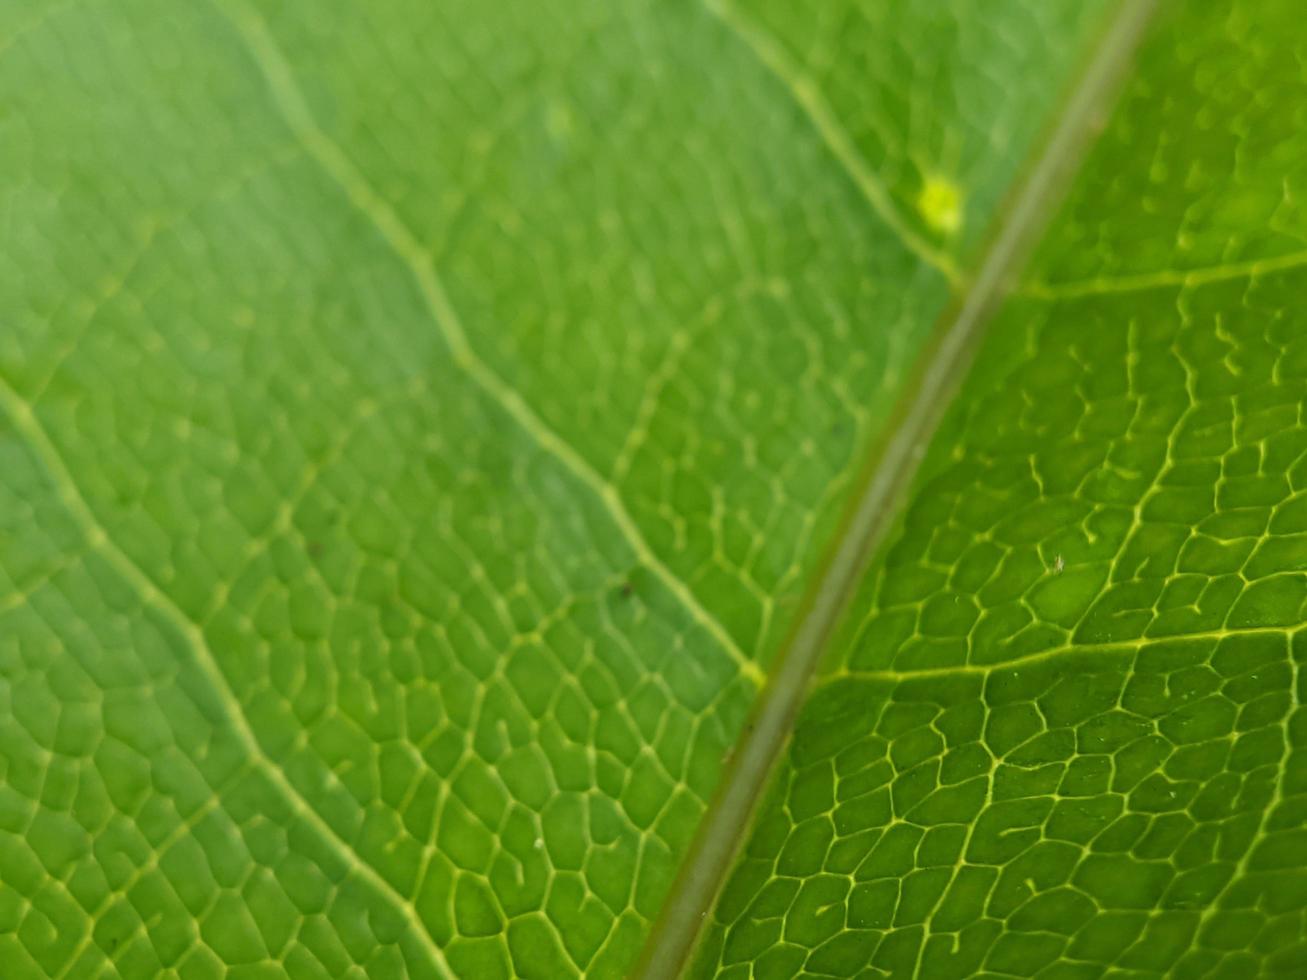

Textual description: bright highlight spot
[917,174,963,237]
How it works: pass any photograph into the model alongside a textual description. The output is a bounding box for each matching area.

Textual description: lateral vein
[838,624,1301,681]
[0,376,455,979]
[1020,245,1307,298]
[213,0,762,687]
[703,0,960,283]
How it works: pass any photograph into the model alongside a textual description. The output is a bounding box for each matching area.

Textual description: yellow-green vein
[213,0,764,689]
[0,376,456,979]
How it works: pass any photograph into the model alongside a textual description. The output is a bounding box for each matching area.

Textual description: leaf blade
[693,1,1307,975]
[0,0,1189,976]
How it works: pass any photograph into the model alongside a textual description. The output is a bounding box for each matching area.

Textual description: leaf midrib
[631,1,1160,975]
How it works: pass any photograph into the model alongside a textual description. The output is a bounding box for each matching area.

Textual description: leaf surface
[690,2,1307,977]
[2,1,1296,979]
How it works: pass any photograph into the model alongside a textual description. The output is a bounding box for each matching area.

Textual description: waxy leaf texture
[691,2,1307,978]
[1,0,1303,978]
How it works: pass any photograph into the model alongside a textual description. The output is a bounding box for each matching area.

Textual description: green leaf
[688,1,1307,978]
[0,2,1297,980]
